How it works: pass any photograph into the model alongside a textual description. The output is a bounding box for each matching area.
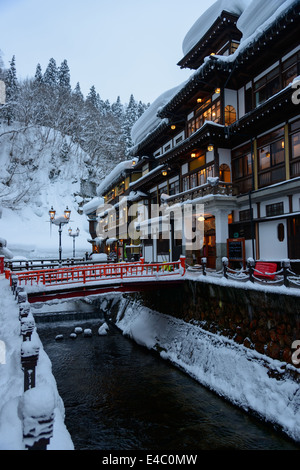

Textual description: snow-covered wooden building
[87,0,300,270]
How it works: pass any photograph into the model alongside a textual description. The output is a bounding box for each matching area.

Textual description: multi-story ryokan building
[84,0,300,271]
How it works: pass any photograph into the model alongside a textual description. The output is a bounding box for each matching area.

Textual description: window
[169,179,180,196]
[219,163,231,183]
[224,105,237,125]
[257,128,285,188]
[245,87,253,113]
[189,154,205,171]
[182,176,189,192]
[282,52,300,87]
[232,143,253,194]
[187,98,221,137]
[290,119,300,178]
[254,66,280,107]
[239,209,252,221]
[266,202,284,217]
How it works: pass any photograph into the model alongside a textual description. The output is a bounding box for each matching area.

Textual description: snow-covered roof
[82,197,104,215]
[130,82,187,147]
[96,158,138,196]
[182,0,251,57]
[130,0,298,152]
[237,0,295,45]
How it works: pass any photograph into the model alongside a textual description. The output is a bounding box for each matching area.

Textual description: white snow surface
[182,0,251,56]
[116,297,300,443]
[0,124,93,259]
[0,277,74,450]
[237,0,297,44]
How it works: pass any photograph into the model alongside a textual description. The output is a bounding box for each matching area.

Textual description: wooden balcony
[166,180,235,205]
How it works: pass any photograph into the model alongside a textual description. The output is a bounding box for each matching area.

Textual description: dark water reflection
[36,304,300,451]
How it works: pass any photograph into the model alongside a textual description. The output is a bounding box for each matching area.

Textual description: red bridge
[10,257,186,303]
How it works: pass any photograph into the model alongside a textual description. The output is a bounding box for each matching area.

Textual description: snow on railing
[10,257,186,288]
[188,257,300,289]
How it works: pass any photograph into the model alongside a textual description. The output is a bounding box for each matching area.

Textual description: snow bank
[0,277,74,450]
[116,298,300,443]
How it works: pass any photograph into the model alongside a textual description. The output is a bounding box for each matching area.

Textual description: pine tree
[34,63,43,85]
[4,55,18,125]
[58,59,71,93]
[111,96,124,123]
[122,94,138,153]
[43,58,58,87]
[73,82,84,101]
[86,85,98,109]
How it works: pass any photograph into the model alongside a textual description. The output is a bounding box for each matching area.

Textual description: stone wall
[130,279,300,367]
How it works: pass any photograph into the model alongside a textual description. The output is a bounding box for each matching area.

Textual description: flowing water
[34,298,300,451]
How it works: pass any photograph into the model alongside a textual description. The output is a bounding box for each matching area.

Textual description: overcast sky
[0,0,216,105]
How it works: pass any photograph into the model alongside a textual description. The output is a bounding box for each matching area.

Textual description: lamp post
[68,227,80,258]
[49,206,71,264]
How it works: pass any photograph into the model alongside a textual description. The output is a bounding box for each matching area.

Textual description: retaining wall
[115,279,300,367]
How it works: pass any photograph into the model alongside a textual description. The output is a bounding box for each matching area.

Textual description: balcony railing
[166,180,234,205]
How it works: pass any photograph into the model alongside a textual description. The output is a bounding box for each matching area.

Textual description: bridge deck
[10,258,186,303]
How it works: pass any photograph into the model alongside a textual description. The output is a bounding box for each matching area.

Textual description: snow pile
[0,277,74,450]
[98,322,109,336]
[182,0,251,56]
[116,298,300,443]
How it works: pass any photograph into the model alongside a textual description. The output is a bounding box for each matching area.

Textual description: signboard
[227,238,245,268]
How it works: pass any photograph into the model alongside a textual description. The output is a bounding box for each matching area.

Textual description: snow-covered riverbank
[0,276,74,450]
[113,296,300,444]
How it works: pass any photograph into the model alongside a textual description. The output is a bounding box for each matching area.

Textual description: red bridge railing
[10,257,186,288]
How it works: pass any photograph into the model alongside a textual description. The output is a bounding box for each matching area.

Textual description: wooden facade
[86,3,300,269]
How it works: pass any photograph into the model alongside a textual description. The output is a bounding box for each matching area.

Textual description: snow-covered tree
[86,85,98,109]
[34,63,43,85]
[58,59,71,93]
[43,58,58,87]
[122,94,139,153]
[73,82,84,102]
[3,55,19,125]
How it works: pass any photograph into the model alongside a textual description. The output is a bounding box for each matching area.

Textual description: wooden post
[21,385,55,451]
[281,259,290,288]
[21,340,39,392]
[201,257,207,276]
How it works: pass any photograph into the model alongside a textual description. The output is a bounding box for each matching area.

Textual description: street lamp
[68,227,80,258]
[49,206,71,264]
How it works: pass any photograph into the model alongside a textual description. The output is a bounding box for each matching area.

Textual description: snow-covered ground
[114,296,300,444]
[0,276,74,450]
[0,124,95,260]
